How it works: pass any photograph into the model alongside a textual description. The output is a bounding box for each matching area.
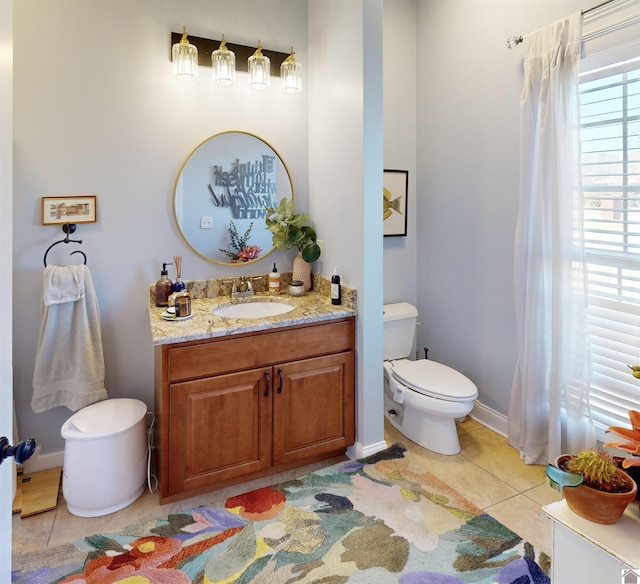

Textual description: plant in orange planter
[546,449,637,524]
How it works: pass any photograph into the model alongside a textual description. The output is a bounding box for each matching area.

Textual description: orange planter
[556,454,638,524]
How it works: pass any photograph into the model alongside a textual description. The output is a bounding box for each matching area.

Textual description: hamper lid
[63,398,146,437]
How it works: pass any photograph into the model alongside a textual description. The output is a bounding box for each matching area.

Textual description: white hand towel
[32,265,108,413]
[42,264,84,305]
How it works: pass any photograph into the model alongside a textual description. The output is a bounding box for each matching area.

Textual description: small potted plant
[219,221,262,263]
[546,448,637,524]
[265,197,321,291]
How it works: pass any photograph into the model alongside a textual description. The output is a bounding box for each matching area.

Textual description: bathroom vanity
[150,282,357,504]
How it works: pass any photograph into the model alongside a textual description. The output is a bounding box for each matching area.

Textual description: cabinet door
[273,351,355,465]
[168,368,272,496]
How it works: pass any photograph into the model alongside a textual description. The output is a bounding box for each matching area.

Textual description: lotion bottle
[155,263,173,307]
[269,263,281,294]
[331,266,342,305]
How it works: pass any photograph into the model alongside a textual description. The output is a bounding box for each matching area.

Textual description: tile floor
[12,417,562,565]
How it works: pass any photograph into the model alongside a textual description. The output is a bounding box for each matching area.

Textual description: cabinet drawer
[166,318,355,382]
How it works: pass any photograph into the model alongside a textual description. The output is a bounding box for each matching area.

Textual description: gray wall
[309,0,385,452]
[415,0,584,417]
[383,0,418,308]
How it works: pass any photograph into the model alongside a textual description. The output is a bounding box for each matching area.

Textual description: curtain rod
[506,0,618,49]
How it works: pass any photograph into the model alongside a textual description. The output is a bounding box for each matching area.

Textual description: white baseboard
[346,439,388,460]
[22,402,506,475]
[23,448,64,475]
[471,401,508,438]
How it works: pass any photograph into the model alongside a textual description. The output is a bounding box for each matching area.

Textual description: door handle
[264,370,270,397]
[0,437,36,466]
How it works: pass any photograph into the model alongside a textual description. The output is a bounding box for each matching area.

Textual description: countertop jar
[288,280,305,297]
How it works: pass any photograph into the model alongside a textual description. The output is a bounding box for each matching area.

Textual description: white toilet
[61,398,148,517]
[383,302,478,455]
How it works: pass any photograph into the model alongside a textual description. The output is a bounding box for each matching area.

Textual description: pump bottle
[155,263,173,307]
[331,266,342,305]
[269,263,281,294]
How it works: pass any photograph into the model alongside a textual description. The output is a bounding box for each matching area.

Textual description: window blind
[580,49,640,438]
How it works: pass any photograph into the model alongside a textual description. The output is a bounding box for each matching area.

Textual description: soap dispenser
[155,263,173,307]
[331,266,342,305]
[269,263,281,295]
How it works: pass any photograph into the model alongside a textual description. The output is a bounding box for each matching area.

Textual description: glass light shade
[249,42,270,90]
[172,26,198,81]
[281,48,302,94]
[212,34,236,86]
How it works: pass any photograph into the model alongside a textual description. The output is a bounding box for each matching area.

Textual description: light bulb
[172,26,198,81]
[249,41,270,90]
[281,47,302,94]
[212,34,236,86]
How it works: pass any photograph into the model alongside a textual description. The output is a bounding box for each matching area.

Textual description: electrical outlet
[200,216,213,229]
[317,239,324,258]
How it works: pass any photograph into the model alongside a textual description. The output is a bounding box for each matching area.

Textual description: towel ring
[43,223,88,267]
[70,250,87,264]
[43,239,86,267]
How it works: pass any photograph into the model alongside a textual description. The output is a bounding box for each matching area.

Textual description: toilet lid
[67,398,147,435]
[392,360,478,402]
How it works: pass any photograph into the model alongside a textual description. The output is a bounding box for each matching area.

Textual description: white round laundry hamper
[61,398,148,517]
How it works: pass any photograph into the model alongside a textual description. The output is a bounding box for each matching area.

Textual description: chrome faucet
[223,276,257,298]
[238,276,253,294]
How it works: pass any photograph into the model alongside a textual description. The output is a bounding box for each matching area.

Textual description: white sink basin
[212,301,295,319]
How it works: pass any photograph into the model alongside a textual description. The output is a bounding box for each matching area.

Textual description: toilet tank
[383,302,419,360]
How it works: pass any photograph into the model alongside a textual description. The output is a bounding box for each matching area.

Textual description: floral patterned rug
[13,443,550,583]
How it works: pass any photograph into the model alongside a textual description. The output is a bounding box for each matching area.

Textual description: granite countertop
[149,291,357,345]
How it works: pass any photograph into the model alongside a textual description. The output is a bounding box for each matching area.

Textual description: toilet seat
[390,359,478,402]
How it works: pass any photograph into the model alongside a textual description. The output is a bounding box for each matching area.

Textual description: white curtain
[508,12,595,465]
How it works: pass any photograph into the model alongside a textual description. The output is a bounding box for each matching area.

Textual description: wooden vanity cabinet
[155,317,355,503]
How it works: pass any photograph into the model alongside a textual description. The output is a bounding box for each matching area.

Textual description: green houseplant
[218,221,262,262]
[265,197,321,290]
[546,448,637,524]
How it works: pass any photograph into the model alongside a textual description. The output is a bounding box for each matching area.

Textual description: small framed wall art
[383,169,408,237]
[41,196,97,225]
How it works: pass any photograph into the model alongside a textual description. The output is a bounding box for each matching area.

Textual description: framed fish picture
[383,169,408,237]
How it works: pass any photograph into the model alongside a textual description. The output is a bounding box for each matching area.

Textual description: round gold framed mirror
[174,131,294,265]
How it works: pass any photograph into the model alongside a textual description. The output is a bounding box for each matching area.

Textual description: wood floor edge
[15,466,62,518]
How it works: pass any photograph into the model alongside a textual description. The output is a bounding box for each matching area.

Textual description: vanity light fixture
[248,41,270,90]
[169,32,301,93]
[172,26,199,81]
[280,47,302,94]
[212,34,236,86]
